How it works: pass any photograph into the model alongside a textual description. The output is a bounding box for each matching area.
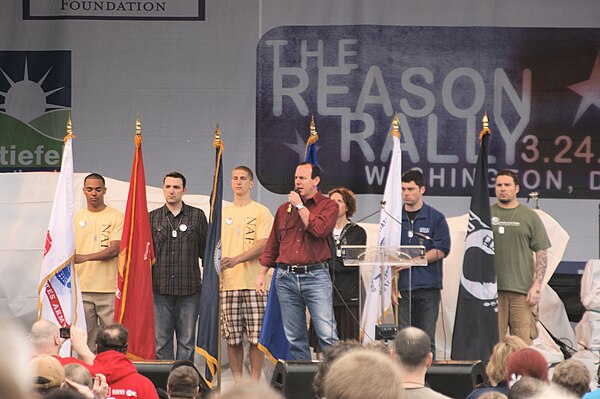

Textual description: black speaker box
[133,361,175,390]
[425,360,486,399]
[270,360,321,399]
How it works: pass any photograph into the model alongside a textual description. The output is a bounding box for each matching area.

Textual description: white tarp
[0,171,214,327]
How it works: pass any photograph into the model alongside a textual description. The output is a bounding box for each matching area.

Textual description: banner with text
[256,26,600,199]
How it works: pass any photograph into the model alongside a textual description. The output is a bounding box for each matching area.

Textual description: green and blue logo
[0,51,71,172]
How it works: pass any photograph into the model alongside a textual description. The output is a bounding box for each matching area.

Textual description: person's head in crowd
[508,376,545,399]
[95,324,128,354]
[505,348,549,387]
[0,319,31,399]
[62,364,92,389]
[551,359,591,398]
[44,389,87,399]
[324,349,404,399]
[167,365,200,399]
[30,320,62,356]
[528,383,578,399]
[213,381,283,399]
[31,355,65,397]
[313,340,361,397]
[393,326,432,371]
[486,336,529,387]
[364,339,394,357]
[63,372,108,399]
[479,392,508,399]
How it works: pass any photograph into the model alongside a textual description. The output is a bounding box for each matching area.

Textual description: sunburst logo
[0,59,68,122]
[0,51,71,172]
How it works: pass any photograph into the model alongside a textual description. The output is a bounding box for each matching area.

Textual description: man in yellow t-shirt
[221,166,273,382]
[74,173,124,350]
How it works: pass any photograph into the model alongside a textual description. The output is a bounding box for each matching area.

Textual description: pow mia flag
[452,120,498,361]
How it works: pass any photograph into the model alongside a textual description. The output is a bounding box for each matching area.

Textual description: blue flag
[195,136,223,387]
[257,275,291,362]
[451,121,498,361]
[258,118,319,362]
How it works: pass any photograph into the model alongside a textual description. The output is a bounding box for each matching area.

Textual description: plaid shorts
[220,289,268,346]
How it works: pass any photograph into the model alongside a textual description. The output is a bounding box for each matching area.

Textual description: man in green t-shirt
[491,170,551,345]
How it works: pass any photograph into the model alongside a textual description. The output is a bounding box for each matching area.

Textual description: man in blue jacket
[397,169,451,357]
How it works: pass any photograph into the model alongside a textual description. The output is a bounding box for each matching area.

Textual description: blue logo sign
[0,51,71,172]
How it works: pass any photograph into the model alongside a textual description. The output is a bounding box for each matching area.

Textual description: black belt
[278,262,326,274]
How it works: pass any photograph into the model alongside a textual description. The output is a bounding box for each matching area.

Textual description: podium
[340,245,427,341]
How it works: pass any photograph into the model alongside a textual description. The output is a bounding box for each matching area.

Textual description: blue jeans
[276,267,338,360]
[154,292,200,361]
[398,288,441,356]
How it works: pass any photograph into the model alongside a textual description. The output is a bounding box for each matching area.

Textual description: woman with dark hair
[309,188,367,351]
[327,187,367,341]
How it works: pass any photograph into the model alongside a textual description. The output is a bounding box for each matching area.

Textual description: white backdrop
[0,172,215,327]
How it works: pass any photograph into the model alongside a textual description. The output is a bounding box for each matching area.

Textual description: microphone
[412,231,433,241]
[287,188,301,213]
[379,201,433,242]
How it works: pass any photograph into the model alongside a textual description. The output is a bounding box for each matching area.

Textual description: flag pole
[214,124,222,393]
[65,114,79,357]
[391,114,400,327]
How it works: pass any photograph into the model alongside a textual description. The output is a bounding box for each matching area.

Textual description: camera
[375,323,397,341]
[59,327,70,339]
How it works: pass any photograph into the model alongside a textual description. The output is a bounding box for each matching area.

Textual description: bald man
[30,320,95,367]
[394,327,451,399]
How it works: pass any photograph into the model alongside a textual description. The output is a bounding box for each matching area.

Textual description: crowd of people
[4,318,599,399]
[6,164,596,399]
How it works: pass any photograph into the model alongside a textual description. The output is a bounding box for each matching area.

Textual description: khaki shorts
[498,290,538,345]
[220,289,267,346]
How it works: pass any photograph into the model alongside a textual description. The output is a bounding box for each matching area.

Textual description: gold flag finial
[392,114,401,138]
[310,114,317,137]
[134,115,142,146]
[64,113,76,142]
[214,124,222,142]
[67,114,72,135]
[136,114,141,136]
[213,124,223,151]
[479,112,490,142]
[305,114,319,149]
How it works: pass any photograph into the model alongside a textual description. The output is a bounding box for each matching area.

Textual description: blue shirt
[397,203,451,291]
[584,389,600,399]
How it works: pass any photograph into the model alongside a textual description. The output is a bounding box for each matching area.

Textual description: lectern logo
[0,51,71,172]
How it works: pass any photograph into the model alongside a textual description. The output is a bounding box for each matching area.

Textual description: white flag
[361,120,402,342]
[37,135,85,356]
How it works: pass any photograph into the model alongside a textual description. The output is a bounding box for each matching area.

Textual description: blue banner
[195,139,223,387]
[256,26,600,199]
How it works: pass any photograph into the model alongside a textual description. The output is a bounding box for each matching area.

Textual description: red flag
[114,128,156,360]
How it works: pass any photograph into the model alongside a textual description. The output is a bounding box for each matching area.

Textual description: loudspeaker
[133,361,175,390]
[270,360,321,399]
[425,360,486,399]
[134,360,211,397]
